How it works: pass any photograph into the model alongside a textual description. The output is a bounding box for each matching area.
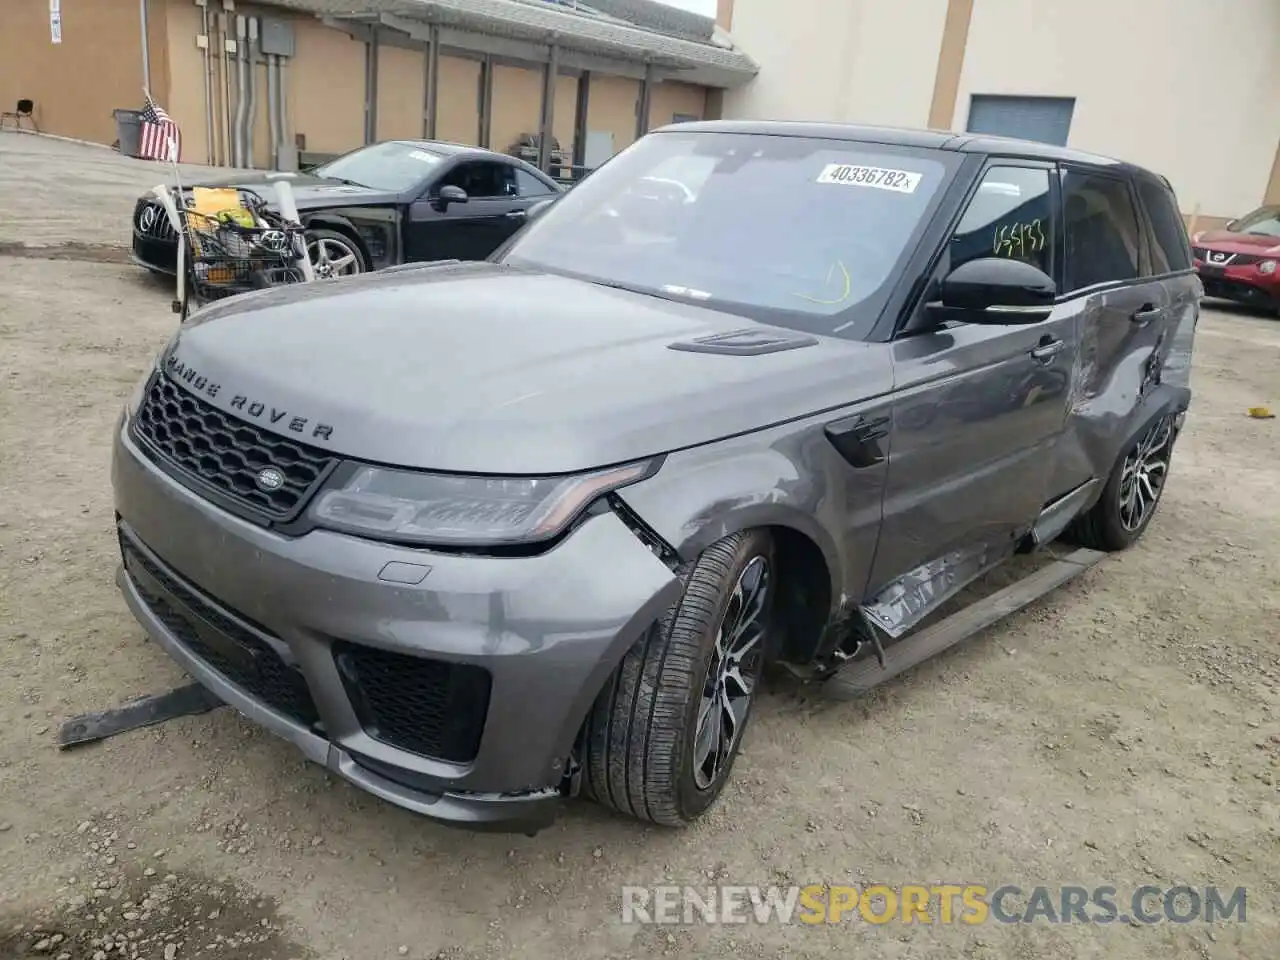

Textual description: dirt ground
[0,131,1278,960]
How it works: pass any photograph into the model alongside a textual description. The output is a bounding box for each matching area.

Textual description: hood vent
[668,328,818,356]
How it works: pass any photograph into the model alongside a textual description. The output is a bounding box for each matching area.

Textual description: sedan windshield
[1228,206,1280,237]
[312,141,445,193]
[498,131,957,338]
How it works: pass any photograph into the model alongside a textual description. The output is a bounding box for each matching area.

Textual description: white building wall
[955,0,1280,218]
[723,0,948,128]
[722,0,1280,218]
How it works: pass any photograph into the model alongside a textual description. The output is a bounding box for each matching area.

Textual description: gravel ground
[1,134,1278,960]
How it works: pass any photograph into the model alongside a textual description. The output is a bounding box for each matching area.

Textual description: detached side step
[821,548,1106,701]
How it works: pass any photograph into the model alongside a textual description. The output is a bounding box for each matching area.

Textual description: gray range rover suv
[112,121,1199,832]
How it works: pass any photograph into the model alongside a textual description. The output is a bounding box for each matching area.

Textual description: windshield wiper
[322,175,370,189]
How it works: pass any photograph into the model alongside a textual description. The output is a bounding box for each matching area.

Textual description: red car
[1192,205,1280,315]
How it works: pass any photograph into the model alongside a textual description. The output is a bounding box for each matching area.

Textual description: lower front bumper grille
[1199,276,1277,307]
[120,534,320,727]
[120,528,492,766]
[334,642,491,764]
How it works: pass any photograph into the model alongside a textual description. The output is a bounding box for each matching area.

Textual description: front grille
[1200,277,1276,306]
[131,373,336,522]
[120,533,320,727]
[334,642,491,764]
[135,201,177,241]
[1193,248,1266,267]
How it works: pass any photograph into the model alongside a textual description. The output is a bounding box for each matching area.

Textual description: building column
[364,26,380,143]
[478,55,494,148]
[536,42,559,171]
[572,70,591,175]
[927,0,974,130]
[634,62,655,142]
[423,25,439,140]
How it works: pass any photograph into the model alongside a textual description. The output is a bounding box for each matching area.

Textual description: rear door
[1040,166,1178,499]
[865,161,1080,622]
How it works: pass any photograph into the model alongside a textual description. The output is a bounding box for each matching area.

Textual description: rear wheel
[582,530,775,825]
[1065,412,1178,551]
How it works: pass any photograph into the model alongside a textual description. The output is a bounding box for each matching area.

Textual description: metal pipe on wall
[139,0,152,93]
[199,1,214,165]
[278,57,291,168]
[245,17,259,168]
[219,11,234,167]
[266,54,280,170]
[233,15,250,167]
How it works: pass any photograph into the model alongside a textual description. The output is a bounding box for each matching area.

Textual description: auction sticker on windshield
[816,164,921,193]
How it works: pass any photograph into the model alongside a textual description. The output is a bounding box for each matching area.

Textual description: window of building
[1136,178,1192,274]
[1061,171,1142,291]
[949,166,1054,276]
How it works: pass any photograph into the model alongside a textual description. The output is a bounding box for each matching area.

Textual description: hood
[174,171,397,209]
[161,263,892,475]
[1194,229,1280,254]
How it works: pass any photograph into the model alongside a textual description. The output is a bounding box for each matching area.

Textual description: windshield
[498,131,957,338]
[1227,206,1280,237]
[312,141,444,192]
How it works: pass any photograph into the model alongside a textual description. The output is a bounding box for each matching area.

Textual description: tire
[1065,412,1178,552]
[305,228,366,279]
[582,530,776,826]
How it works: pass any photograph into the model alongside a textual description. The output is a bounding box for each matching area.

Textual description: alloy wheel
[693,555,770,791]
[1118,414,1175,532]
[306,235,362,279]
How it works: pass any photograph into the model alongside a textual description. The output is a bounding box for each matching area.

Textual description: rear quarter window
[1136,178,1193,273]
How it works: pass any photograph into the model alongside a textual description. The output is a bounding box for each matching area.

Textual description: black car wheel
[1065,412,1178,551]
[306,229,365,279]
[582,530,774,825]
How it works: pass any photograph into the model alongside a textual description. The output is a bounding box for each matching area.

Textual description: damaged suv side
[111,121,1199,832]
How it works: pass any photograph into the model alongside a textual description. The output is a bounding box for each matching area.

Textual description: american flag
[139,94,181,163]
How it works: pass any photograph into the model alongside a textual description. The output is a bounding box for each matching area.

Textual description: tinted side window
[950,166,1053,275]
[515,168,555,197]
[441,161,516,198]
[1062,171,1142,291]
[1136,178,1192,273]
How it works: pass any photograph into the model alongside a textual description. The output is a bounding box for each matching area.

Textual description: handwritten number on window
[992,219,1046,260]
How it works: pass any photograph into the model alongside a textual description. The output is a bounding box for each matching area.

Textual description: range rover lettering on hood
[164,354,336,442]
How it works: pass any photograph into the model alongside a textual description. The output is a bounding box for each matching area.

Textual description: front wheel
[1065,412,1178,551]
[305,229,366,279]
[582,530,775,825]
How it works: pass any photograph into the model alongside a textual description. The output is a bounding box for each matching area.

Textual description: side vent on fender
[667,328,819,356]
[824,413,891,469]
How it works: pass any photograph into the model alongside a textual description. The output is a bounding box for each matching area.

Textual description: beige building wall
[649,81,706,130]
[291,17,365,155]
[588,74,642,156]
[377,44,428,142]
[163,0,209,165]
[722,0,948,127]
[0,0,171,147]
[435,56,481,145]
[490,63,543,154]
[954,0,1280,219]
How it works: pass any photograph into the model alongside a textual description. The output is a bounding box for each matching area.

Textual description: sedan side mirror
[436,184,469,208]
[935,257,1056,324]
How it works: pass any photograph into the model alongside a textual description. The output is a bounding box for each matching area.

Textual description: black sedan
[130,139,564,278]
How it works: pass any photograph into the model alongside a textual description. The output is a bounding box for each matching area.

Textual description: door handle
[1130,304,1165,325]
[1029,338,1065,363]
[504,210,527,220]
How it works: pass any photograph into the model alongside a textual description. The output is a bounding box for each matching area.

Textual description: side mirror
[1224,219,1239,232]
[436,184,468,208]
[526,197,557,222]
[935,257,1056,324]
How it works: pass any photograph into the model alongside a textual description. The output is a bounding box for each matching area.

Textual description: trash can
[113,108,142,158]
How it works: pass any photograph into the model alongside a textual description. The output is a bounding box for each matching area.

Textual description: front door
[404,160,531,262]
[866,162,1080,612]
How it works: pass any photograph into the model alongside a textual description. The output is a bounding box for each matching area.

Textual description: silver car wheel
[307,234,362,279]
[1118,414,1174,532]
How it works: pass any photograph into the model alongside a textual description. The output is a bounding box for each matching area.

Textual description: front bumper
[1194,259,1280,310]
[111,420,681,830]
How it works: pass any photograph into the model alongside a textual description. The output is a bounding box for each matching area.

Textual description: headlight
[309,459,660,546]
[1260,260,1277,275]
